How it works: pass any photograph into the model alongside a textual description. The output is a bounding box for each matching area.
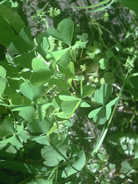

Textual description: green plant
[0,1,138,183]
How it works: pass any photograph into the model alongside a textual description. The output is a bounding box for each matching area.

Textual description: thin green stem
[89,71,129,161]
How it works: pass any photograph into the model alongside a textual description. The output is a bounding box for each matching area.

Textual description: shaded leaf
[120,161,132,174]
[41,144,67,166]
[20,82,44,102]
[11,105,34,122]
[14,52,35,68]
[35,32,49,60]
[61,100,81,117]
[9,27,33,54]
[28,118,51,134]
[30,58,53,86]
[0,116,14,138]
[62,145,86,178]
[118,0,138,14]
[0,5,24,33]
[46,48,70,67]
[0,160,47,174]
[0,16,16,46]
[81,85,95,98]
[37,103,52,121]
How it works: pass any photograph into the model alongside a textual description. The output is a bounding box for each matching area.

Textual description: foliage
[0,1,138,183]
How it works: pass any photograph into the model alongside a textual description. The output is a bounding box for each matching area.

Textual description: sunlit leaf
[46,18,74,46]
[0,78,6,97]
[59,95,80,101]
[94,84,113,104]
[0,66,6,78]
[80,101,91,108]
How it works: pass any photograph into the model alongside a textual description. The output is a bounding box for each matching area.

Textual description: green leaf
[77,33,88,41]
[106,104,112,120]
[62,145,86,178]
[81,85,95,98]
[88,107,102,118]
[0,66,6,78]
[28,118,51,134]
[134,138,138,159]
[0,135,23,148]
[30,58,53,86]
[46,18,74,46]
[106,97,119,120]
[46,48,70,67]
[132,158,138,168]
[118,0,138,14]
[19,106,34,122]
[9,27,33,54]
[88,106,107,125]
[0,160,47,174]
[28,135,49,145]
[61,100,81,117]
[35,32,49,60]
[94,84,113,104]
[50,77,69,90]
[103,72,115,84]
[127,77,138,100]
[93,106,106,125]
[27,178,52,184]
[59,61,75,77]
[11,105,34,122]
[13,124,27,145]
[80,101,91,108]
[0,116,14,138]
[20,82,44,102]
[41,144,67,166]
[58,49,70,67]
[0,78,6,97]
[59,95,80,101]
[0,5,24,33]
[37,103,52,121]
[54,112,69,119]
[99,58,109,70]
[47,124,57,135]
[120,161,132,174]
[14,52,35,68]
[0,16,16,46]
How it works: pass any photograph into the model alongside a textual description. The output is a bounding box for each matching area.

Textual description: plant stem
[89,71,129,161]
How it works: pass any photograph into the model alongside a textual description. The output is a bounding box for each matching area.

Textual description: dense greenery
[0,0,138,183]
